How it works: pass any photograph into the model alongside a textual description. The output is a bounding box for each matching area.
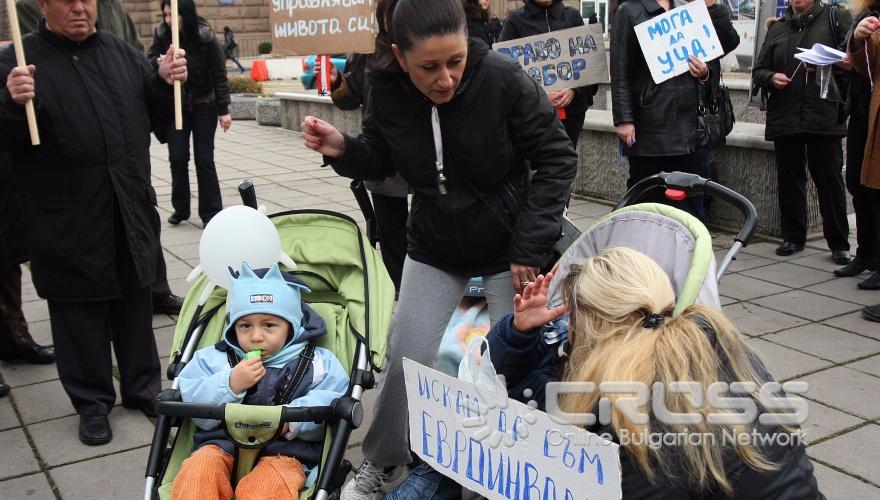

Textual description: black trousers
[0,264,37,356]
[167,103,223,224]
[846,114,879,265]
[372,192,408,292]
[561,111,586,149]
[773,135,850,250]
[150,204,173,299]
[47,215,160,416]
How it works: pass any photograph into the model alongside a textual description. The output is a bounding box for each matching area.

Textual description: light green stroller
[143,186,396,500]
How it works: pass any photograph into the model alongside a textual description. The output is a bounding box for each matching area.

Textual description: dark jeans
[372,193,408,292]
[383,463,460,500]
[773,135,850,251]
[846,113,879,265]
[168,104,223,224]
[626,153,711,219]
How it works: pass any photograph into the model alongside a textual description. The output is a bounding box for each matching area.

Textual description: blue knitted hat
[224,262,310,340]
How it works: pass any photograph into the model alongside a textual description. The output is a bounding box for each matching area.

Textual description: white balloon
[198,206,292,289]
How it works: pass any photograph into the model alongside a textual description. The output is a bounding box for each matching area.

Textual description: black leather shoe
[831,250,852,265]
[167,213,188,225]
[858,271,880,290]
[834,258,874,277]
[862,304,880,323]
[0,383,9,398]
[79,415,112,445]
[775,242,805,256]
[0,345,55,365]
[152,294,184,315]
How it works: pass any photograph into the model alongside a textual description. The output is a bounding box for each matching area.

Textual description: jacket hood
[524,0,563,16]
[223,300,327,363]
[155,19,216,44]
[783,1,825,30]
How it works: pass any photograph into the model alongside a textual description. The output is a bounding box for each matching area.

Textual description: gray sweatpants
[362,257,515,467]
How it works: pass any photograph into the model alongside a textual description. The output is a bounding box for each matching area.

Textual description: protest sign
[493,24,609,92]
[634,1,724,84]
[270,0,376,55]
[402,358,622,500]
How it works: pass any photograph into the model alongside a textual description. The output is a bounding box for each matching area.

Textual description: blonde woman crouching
[487,247,822,498]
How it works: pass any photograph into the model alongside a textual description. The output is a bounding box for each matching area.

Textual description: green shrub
[257,42,272,55]
[228,76,262,94]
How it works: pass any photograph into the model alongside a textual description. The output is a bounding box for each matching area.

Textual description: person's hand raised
[512,272,567,333]
[6,65,36,106]
[301,116,345,157]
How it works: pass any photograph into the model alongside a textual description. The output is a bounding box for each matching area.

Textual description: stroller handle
[614,171,758,246]
[156,398,363,426]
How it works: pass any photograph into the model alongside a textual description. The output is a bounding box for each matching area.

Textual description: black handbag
[696,79,734,149]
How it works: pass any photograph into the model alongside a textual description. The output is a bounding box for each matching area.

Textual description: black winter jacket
[611,0,739,156]
[0,153,28,267]
[148,20,231,116]
[329,39,577,276]
[0,22,170,300]
[487,314,825,499]
[752,2,852,140]
[500,0,598,115]
[466,11,495,46]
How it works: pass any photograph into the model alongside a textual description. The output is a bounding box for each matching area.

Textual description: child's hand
[229,356,265,394]
[512,272,568,333]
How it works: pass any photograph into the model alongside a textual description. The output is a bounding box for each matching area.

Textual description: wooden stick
[5,0,40,145]
[170,0,182,130]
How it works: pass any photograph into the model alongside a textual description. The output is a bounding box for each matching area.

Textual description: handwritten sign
[493,24,609,92]
[634,1,723,84]
[402,358,622,500]
[270,0,376,55]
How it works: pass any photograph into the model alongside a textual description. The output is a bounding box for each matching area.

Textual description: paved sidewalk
[1,121,878,499]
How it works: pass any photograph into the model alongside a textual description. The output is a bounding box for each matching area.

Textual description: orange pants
[172,445,306,500]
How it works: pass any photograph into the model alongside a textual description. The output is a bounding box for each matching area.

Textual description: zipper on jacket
[546,11,552,33]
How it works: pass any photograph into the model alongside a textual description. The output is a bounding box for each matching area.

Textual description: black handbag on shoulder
[696,79,735,149]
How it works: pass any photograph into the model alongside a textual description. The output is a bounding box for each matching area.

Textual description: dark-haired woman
[148,0,229,227]
[464,0,494,45]
[302,0,576,498]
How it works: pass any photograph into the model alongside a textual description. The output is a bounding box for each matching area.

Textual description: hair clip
[642,310,666,329]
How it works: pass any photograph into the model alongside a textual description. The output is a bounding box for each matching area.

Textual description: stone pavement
[0,121,878,499]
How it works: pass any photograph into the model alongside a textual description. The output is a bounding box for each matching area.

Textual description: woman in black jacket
[464,0,494,45]
[302,0,577,496]
[501,0,600,149]
[611,0,739,211]
[489,249,823,499]
[148,0,230,226]
[752,0,852,262]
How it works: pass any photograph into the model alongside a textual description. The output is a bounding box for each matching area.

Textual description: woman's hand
[218,114,232,132]
[617,122,636,146]
[770,72,791,89]
[687,56,708,82]
[511,263,539,294]
[313,57,339,88]
[301,116,345,157]
[512,272,567,332]
[547,89,575,108]
[229,356,265,394]
[855,16,880,41]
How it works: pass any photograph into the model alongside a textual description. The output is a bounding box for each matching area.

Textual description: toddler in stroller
[172,262,348,499]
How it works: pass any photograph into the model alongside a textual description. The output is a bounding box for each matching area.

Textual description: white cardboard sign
[493,24,609,92]
[402,358,622,500]
[634,1,723,84]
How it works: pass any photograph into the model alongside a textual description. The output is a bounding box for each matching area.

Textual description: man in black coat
[0,0,187,445]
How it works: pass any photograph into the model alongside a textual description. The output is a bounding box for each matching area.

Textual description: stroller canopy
[547,204,720,316]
